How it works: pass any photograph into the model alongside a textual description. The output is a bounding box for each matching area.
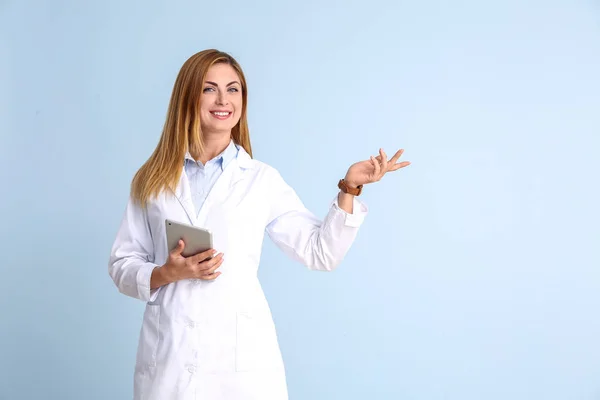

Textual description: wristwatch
[338,179,363,196]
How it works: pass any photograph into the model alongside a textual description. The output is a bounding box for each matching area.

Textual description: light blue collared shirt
[184,139,238,217]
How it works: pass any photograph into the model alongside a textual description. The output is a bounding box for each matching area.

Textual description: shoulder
[237,149,280,178]
[246,158,285,182]
[251,158,276,173]
[235,146,287,187]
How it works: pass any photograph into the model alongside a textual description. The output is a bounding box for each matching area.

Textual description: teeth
[213,112,230,116]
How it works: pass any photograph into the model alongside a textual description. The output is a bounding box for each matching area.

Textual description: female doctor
[108,49,410,400]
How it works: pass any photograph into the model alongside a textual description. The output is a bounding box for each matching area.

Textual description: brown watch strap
[338,179,363,196]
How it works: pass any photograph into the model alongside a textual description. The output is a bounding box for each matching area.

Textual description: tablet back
[165,219,213,258]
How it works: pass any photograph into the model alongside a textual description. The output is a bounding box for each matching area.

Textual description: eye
[203,87,215,93]
[228,87,239,92]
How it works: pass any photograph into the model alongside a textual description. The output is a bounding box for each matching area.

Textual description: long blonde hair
[131,49,252,206]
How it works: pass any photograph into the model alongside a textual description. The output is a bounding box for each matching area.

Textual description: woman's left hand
[343,148,410,188]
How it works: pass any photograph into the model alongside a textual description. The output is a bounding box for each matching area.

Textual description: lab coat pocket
[235,311,282,372]
[136,304,161,369]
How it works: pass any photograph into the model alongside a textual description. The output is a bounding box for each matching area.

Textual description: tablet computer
[165,219,213,258]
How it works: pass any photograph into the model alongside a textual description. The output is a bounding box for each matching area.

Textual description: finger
[200,271,222,280]
[190,248,217,263]
[379,148,389,174]
[198,253,224,270]
[389,161,411,171]
[370,155,381,177]
[171,240,185,256]
[389,149,404,164]
[202,257,224,275]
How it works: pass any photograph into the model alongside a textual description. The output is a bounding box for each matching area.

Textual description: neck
[191,131,232,164]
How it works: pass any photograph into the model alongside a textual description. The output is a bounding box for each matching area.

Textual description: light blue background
[1,0,599,399]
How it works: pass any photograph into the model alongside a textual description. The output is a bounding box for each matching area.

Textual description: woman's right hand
[151,240,224,289]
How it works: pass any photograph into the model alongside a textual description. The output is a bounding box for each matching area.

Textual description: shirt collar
[184,139,238,171]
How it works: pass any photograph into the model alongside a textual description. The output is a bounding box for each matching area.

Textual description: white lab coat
[108,146,368,400]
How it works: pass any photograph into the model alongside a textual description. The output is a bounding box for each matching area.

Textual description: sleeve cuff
[331,195,368,228]
[136,263,161,303]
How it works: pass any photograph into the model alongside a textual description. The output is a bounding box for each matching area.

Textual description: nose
[216,90,228,105]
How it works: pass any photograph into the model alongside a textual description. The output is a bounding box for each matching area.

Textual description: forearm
[266,167,368,271]
[150,265,175,290]
[267,196,368,271]
[337,191,355,214]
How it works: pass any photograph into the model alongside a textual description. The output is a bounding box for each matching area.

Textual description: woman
[108,49,410,400]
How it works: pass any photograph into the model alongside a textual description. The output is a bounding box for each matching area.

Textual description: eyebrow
[205,80,241,87]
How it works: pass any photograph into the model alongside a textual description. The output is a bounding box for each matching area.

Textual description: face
[199,63,243,135]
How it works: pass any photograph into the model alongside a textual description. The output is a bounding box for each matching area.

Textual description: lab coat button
[188,366,196,374]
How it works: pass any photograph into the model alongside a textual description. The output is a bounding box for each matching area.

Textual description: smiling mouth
[210,111,232,120]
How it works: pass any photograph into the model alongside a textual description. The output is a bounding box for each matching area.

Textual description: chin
[203,124,236,134]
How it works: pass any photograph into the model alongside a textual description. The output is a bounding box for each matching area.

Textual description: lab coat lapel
[173,168,197,226]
